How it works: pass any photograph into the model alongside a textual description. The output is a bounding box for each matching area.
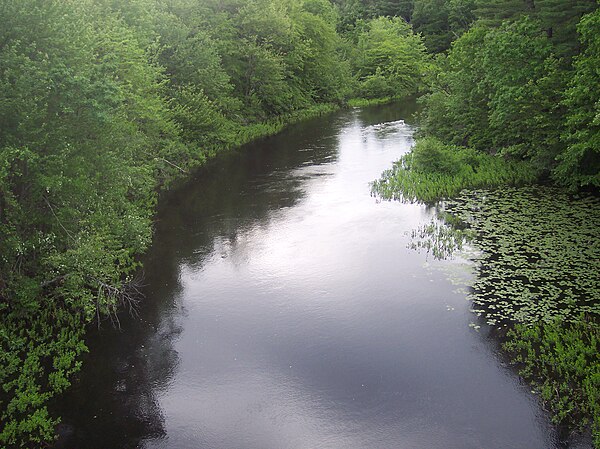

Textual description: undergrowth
[372,137,538,203]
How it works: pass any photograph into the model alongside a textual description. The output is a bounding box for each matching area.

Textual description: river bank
[0,101,338,447]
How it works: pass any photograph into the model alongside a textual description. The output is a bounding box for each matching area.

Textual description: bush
[410,137,462,175]
[372,137,538,203]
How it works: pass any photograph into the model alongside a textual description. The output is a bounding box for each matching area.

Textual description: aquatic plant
[374,163,600,444]
[372,137,538,203]
[503,317,600,446]
[408,216,473,260]
[443,187,600,326]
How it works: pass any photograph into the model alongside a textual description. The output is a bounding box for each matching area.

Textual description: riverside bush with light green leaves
[504,317,600,447]
[372,137,538,203]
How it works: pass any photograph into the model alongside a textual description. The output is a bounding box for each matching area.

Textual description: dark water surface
[55,103,564,449]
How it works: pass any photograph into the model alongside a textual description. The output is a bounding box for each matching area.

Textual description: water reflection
[54,100,561,449]
[53,107,352,449]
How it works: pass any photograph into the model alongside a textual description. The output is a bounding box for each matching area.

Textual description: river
[54,102,566,449]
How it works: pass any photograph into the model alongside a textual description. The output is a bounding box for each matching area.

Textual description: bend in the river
[54,102,566,449]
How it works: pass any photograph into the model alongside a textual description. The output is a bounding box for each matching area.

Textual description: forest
[0,0,598,447]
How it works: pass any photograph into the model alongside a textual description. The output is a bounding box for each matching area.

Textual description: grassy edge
[347,96,401,107]
[372,137,539,203]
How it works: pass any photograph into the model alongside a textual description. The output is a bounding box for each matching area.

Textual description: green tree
[423,17,565,171]
[352,16,430,98]
[421,26,492,148]
[480,17,564,167]
[556,7,600,189]
[474,0,533,25]
[474,0,596,56]
[288,0,352,103]
[411,0,476,52]
[534,0,597,56]
[0,0,176,443]
[333,0,414,32]
[412,0,452,52]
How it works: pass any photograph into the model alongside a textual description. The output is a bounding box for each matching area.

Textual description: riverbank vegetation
[1,0,599,446]
[370,0,600,445]
[373,137,538,202]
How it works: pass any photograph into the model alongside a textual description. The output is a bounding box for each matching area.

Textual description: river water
[55,102,564,449]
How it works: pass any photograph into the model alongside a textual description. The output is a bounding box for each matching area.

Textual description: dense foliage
[558,6,600,189]
[420,1,599,186]
[350,17,430,98]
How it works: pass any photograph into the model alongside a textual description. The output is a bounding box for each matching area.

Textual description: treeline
[0,0,431,446]
[347,0,599,190]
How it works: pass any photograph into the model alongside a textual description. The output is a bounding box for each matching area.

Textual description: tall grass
[347,97,399,107]
[232,103,339,147]
[372,137,539,203]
